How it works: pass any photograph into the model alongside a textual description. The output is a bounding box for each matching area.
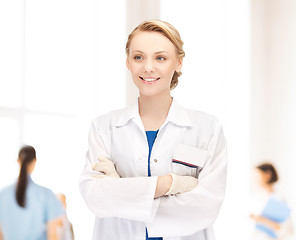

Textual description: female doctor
[79,20,227,240]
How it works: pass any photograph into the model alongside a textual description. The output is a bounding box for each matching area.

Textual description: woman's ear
[176,57,183,72]
[126,57,130,70]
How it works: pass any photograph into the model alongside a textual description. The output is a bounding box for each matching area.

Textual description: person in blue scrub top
[80,20,227,240]
[0,145,64,240]
[250,163,294,239]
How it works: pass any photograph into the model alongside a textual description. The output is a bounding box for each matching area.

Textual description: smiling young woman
[80,20,227,240]
[126,31,182,100]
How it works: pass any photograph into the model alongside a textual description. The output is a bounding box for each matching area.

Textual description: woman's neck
[138,92,173,131]
[262,184,274,193]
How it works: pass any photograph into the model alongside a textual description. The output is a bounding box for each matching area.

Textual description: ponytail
[16,146,36,208]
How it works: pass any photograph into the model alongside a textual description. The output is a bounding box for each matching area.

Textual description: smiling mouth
[139,76,160,83]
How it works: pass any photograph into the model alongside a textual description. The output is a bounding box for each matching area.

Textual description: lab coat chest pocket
[172,143,208,178]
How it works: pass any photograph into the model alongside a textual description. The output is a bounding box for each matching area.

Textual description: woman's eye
[134,56,143,60]
[157,56,166,61]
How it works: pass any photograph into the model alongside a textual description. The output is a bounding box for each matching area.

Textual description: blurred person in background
[56,193,74,240]
[80,19,227,240]
[250,163,293,239]
[0,145,64,240]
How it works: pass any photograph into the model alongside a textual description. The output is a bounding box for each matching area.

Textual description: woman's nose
[144,59,155,72]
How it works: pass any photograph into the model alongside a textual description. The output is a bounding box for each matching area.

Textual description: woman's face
[254,169,271,187]
[126,31,183,98]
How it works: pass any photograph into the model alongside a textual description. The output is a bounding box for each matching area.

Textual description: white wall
[251,0,296,236]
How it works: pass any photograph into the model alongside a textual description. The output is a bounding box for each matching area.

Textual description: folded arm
[250,214,281,230]
[79,121,159,222]
[80,119,199,223]
[93,158,196,199]
[146,122,227,237]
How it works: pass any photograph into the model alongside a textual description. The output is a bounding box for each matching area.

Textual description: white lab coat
[79,98,227,240]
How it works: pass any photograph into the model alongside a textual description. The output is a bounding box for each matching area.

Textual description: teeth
[144,78,157,82]
[140,77,159,82]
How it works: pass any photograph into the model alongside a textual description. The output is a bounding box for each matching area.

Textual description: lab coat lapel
[162,98,193,128]
[114,98,192,134]
[114,99,146,136]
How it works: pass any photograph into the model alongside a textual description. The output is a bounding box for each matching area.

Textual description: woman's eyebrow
[155,51,169,54]
[131,50,169,54]
[131,50,144,53]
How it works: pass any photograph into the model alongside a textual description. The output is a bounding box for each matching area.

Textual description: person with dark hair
[0,145,64,240]
[250,162,293,239]
[256,163,279,186]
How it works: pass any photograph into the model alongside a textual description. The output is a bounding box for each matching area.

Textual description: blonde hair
[126,20,185,90]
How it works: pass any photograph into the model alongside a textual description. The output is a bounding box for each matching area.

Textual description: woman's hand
[47,217,62,240]
[92,157,120,178]
[250,214,281,230]
[154,175,173,198]
[154,174,198,198]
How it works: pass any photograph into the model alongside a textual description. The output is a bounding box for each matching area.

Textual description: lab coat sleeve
[147,120,227,237]
[79,119,159,222]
